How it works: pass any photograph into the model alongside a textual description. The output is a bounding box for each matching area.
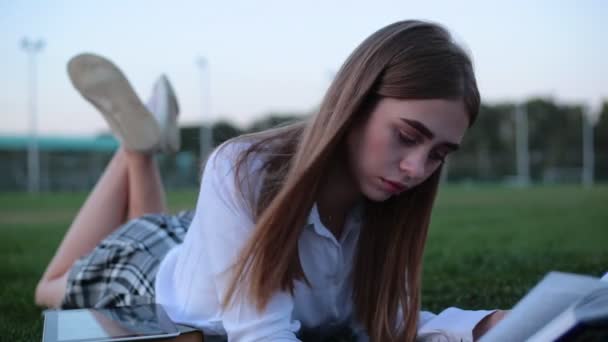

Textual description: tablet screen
[45,304,179,342]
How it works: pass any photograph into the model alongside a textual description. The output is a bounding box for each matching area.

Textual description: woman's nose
[399,150,427,180]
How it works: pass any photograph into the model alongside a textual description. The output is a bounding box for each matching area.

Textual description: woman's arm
[195,142,301,341]
[417,308,502,342]
[351,307,504,341]
[472,310,508,340]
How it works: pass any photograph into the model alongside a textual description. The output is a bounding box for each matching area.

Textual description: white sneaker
[67,53,161,152]
[145,74,180,154]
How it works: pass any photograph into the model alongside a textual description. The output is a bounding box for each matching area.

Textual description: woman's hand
[472,310,509,340]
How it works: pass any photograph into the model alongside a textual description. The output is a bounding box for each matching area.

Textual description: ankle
[122,148,155,163]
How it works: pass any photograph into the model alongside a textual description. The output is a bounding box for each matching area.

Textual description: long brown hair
[221,20,480,341]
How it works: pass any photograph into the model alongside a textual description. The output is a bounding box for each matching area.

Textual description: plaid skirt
[61,210,194,309]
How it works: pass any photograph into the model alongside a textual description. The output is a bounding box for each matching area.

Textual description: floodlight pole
[515,104,530,186]
[582,109,594,187]
[21,38,45,193]
[196,56,212,162]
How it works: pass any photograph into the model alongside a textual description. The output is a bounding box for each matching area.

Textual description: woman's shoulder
[212,123,302,164]
[207,136,267,175]
[203,137,269,208]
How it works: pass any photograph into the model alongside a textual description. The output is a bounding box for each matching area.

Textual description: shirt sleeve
[417,308,497,342]
[351,307,496,342]
[196,142,301,341]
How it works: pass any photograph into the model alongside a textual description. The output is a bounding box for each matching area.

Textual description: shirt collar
[307,202,363,242]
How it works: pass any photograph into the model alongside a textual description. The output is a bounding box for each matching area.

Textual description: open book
[479,271,608,341]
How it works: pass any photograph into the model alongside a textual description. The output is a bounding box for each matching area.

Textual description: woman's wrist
[472,309,508,340]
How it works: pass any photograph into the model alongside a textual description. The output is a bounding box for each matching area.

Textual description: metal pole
[515,104,530,186]
[440,159,449,184]
[582,109,594,187]
[196,57,212,162]
[21,38,45,193]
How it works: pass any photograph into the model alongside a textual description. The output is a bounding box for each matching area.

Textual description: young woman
[35,20,506,341]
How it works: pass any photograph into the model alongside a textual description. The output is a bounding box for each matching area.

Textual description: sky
[1,0,607,136]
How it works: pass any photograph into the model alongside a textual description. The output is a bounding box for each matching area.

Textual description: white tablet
[42,304,180,342]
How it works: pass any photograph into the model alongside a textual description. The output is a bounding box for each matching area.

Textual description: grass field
[1,185,607,341]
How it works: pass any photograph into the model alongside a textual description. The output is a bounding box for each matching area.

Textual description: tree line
[180,98,608,184]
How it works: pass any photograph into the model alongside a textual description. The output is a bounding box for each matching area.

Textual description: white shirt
[155,140,495,341]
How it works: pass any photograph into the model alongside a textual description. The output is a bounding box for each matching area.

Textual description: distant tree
[180,126,204,153]
[448,103,515,182]
[526,98,583,182]
[212,120,243,146]
[246,113,305,133]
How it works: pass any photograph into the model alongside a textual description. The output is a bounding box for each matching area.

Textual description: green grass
[1,186,607,340]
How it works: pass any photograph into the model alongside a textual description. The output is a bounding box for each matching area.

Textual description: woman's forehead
[373,97,469,142]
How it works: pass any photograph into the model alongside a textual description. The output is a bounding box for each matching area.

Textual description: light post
[582,108,595,187]
[21,37,45,193]
[515,104,530,186]
[195,56,212,162]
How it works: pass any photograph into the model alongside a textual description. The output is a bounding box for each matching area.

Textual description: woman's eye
[398,130,416,145]
[430,151,447,162]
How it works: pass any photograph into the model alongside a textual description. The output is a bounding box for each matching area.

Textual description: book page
[527,286,608,341]
[479,272,606,342]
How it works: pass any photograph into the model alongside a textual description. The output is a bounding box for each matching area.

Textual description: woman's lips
[380,177,407,193]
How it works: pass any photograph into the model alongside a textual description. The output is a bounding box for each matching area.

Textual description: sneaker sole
[154,75,181,153]
[68,53,161,151]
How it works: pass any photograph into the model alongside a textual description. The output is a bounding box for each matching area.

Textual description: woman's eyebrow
[401,118,460,151]
[401,118,434,139]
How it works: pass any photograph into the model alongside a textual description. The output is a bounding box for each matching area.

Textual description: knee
[35,278,53,308]
[34,279,50,307]
[34,274,67,309]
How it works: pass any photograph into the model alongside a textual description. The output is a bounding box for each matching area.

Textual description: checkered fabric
[61,210,194,309]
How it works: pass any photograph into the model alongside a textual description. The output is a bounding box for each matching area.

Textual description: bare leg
[36,55,179,308]
[35,148,168,308]
[35,149,129,307]
[39,150,129,282]
[124,150,167,219]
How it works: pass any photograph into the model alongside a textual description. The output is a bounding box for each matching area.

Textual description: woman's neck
[316,154,362,239]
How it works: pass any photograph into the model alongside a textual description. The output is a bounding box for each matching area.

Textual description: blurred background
[1,1,607,340]
[1,0,607,191]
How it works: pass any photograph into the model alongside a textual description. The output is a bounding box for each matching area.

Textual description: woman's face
[347,97,469,202]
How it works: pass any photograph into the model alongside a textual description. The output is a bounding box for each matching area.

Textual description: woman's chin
[361,187,393,202]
